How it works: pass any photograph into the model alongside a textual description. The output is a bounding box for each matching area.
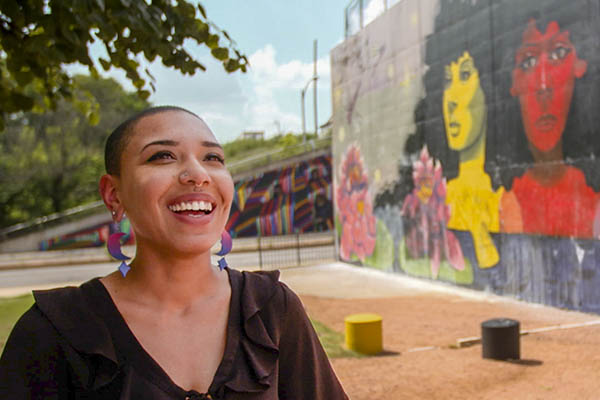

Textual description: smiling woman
[0,106,348,399]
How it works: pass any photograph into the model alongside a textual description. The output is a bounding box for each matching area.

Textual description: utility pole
[300,39,319,143]
[313,39,318,137]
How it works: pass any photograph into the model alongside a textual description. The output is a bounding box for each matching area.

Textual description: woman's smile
[167,193,218,223]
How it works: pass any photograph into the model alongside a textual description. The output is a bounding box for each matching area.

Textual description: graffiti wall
[226,154,333,237]
[40,219,134,251]
[331,0,600,313]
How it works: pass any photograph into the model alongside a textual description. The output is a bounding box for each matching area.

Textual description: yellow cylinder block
[344,313,383,355]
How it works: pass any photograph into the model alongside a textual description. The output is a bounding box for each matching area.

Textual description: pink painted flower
[336,145,377,262]
[401,147,465,278]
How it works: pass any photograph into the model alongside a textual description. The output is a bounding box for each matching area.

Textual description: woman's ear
[99,174,123,219]
[574,57,587,79]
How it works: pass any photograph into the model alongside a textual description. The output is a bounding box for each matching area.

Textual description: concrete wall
[331,0,600,314]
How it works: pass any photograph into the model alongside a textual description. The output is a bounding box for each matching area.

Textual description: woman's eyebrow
[202,140,223,149]
[140,139,223,153]
[141,140,179,153]
[459,59,473,70]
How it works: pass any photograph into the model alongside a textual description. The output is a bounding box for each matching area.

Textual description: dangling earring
[107,211,131,277]
[216,230,232,271]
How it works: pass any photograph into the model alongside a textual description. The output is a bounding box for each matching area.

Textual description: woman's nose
[447,100,457,116]
[534,53,553,105]
[535,52,552,92]
[179,161,211,187]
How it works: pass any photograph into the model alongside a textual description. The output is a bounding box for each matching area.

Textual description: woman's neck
[527,142,568,186]
[118,243,225,312]
[458,128,486,176]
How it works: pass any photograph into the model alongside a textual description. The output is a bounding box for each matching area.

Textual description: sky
[97,1,357,144]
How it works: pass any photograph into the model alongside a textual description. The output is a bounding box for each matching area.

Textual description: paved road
[0,246,336,297]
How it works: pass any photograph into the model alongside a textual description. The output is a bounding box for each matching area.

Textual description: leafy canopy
[0,0,248,129]
[0,75,149,228]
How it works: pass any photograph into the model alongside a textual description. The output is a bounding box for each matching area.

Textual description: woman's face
[113,110,234,255]
[443,51,486,151]
[510,20,587,153]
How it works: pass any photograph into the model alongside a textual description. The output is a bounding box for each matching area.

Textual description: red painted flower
[401,147,465,278]
[336,145,376,262]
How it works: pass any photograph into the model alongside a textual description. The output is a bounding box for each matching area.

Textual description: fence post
[296,232,301,266]
[258,235,263,270]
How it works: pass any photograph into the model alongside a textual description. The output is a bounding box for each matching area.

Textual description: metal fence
[0,232,338,271]
[345,0,403,37]
[225,231,337,270]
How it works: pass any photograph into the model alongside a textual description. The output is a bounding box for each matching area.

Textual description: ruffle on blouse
[33,269,286,396]
[33,286,120,391]
[223,269,282,394]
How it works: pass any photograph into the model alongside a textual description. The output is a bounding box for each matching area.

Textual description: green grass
[311,318,363,359]
[0,294,358,359]
[0,294,34,351]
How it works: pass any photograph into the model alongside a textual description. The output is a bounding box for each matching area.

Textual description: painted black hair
[419,0,497,186]
[104,105,201,176]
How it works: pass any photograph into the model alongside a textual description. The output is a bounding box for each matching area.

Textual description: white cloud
[73,42,332,144]
[242,44,331,137]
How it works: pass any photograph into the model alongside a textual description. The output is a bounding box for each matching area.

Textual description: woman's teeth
[168,201,213,213]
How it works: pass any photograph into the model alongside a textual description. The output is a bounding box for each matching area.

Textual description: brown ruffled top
[0,268,348,399]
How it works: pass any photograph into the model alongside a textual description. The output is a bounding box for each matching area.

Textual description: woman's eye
[550,46,570,61]
[444,69,452,89]
[147,151,175,162]
[519,55,537,70]
[205,153,225,164]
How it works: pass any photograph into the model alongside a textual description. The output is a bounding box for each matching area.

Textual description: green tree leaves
[0,0,248,128]
[0,75,149,228]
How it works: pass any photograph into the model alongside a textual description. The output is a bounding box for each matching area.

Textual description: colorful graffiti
[401,147,465,279]
[226,154,334,237]
[507,19,600,238]
[336,145,376,262]
[443,50,504,268]
[40,219,134,251]
[332,0,600,314]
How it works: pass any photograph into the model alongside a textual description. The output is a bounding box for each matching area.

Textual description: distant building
[240,130,264,141]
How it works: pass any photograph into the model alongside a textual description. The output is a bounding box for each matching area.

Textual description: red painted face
[510,20,587,153]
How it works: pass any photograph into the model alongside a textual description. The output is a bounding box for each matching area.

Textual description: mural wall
[40,219,134,251]
[226,154,333,237]
[331,0,600,313]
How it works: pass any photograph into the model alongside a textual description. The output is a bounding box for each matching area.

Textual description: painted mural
[226,154,334,237]
[332,0,600,313]
[40,219,134,251]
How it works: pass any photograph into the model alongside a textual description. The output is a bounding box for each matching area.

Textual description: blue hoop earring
[216,230,232,271]
[107,212,131,277]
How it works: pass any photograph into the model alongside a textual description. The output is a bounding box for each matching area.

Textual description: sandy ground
[278,264,600,400]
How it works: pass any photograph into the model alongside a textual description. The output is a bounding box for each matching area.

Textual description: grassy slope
[0,294,34,350]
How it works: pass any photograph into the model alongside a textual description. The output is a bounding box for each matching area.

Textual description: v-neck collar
[87,268,241,399]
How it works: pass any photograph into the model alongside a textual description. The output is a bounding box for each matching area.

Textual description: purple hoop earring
[216,230,232,271]
[107,217,131,277]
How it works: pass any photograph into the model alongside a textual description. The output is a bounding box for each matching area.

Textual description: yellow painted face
[443,51,486,151]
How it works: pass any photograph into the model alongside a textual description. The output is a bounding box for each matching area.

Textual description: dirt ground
[300,292,600,399]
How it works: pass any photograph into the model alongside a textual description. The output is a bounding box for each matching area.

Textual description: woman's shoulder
[30,278,118,362]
